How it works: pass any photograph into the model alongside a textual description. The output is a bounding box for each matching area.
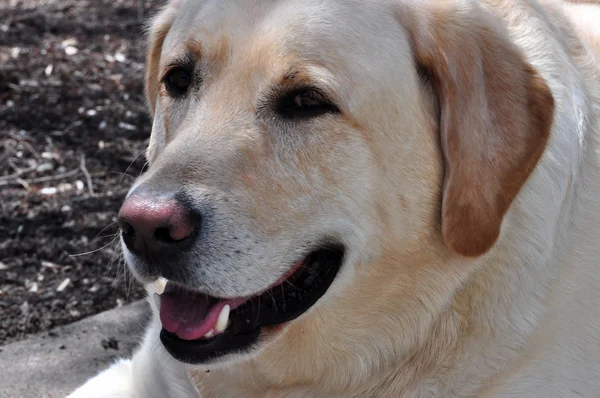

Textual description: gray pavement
[0,300,149,398]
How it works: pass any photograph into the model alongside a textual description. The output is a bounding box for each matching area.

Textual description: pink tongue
[158,261,305,341]
[160,287,223,341]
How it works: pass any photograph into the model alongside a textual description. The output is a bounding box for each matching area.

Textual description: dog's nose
[118,192,196,259]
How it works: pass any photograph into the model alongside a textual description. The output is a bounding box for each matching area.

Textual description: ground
[0,0,164,346]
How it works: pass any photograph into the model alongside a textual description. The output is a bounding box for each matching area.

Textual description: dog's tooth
[153,293,161,312]
[215,305,230,333]
[156,277,168,294]
[203,330,214,339]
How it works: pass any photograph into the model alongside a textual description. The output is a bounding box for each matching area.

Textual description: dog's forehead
[161,0,399,73]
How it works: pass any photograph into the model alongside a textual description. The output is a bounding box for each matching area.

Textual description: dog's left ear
[397,1,554,257]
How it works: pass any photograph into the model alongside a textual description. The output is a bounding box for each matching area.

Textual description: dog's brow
[185,37,203,59]
[182,35,230,68]
[161,51,194,73]
[282,69,302,81]
[278,68,327,89]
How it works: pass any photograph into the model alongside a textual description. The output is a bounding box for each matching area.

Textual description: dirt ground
[0,0,164,345]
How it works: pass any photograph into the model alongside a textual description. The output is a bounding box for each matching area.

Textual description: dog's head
[119,0,553,368]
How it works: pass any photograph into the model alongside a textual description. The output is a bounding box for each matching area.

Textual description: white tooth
[155,277,168,294]
[203,330,214,338]
[153,293,161,312]
[215,305,230,333]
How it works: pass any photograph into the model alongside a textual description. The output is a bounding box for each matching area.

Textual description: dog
[68,0,600,396]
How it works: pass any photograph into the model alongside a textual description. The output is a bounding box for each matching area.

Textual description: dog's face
[118,0,553,368]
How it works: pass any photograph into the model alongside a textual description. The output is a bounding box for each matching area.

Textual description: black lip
[160,244,345,364]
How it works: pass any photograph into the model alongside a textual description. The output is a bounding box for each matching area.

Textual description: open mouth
[157,244,345,364]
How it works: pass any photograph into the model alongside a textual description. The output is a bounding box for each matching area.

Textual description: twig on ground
[79,154,96,196]
[0,151,9,166]
[8,10,48,23]
[0,138,17,166]
[0,167,80,187]
[9,133,42,161]
[41,261,62,273]
[15,178,31,191]
[6,83,25,92]
[0,163,37,182]
[8,157,38,174]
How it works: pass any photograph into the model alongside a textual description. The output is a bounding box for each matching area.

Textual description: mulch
[0,0,164,346]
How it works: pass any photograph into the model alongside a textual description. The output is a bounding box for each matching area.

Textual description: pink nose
[118,193,195,258]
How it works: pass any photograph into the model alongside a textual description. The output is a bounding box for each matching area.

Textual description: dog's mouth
[157,244,345,364]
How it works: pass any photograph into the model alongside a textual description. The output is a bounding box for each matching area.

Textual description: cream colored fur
[69,0,600,397]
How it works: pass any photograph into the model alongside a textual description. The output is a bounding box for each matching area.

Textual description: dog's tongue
[159,285,222,341]
[159,265,304,341]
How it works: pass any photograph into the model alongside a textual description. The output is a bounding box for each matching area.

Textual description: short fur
[69,0,600,397]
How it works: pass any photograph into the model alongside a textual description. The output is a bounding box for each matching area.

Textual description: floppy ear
[398,2,554,257]
[145,1,180,115]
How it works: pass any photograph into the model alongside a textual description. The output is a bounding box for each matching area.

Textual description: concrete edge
[0,300,149,398]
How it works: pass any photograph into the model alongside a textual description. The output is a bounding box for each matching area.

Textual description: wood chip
[56,278,71,292]
[41,261,61,272]
[39,187,57,195]
[64,46,78,56]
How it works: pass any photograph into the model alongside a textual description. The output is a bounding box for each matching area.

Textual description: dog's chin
[151,244,346,365]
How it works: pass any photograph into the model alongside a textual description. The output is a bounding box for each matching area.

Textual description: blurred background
[0,0,163,346]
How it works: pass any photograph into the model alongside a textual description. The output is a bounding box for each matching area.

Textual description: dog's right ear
[145,1,181,115]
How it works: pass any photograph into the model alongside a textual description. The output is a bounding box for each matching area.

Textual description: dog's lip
[158,258,306,341]
[158,244,345,364]
[163,257,304,299]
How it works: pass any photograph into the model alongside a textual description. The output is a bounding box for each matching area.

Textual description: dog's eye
[164,67,192,96]
[277,89,339,119]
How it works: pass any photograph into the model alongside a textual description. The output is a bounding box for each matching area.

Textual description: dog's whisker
[107,171,137,182]
[119,151,146,185]
[138,160,149,177]
[106,238,122,275]
[96,232,120,240]
[267,288,278,314]
[90,221,119,242]
[69,235,120,258]
[281,279,298,290]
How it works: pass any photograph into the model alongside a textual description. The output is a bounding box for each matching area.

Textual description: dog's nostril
[154,227,177,243]
[119,220,135,237]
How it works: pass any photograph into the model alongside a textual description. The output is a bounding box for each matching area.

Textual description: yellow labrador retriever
[69,0,600,396]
